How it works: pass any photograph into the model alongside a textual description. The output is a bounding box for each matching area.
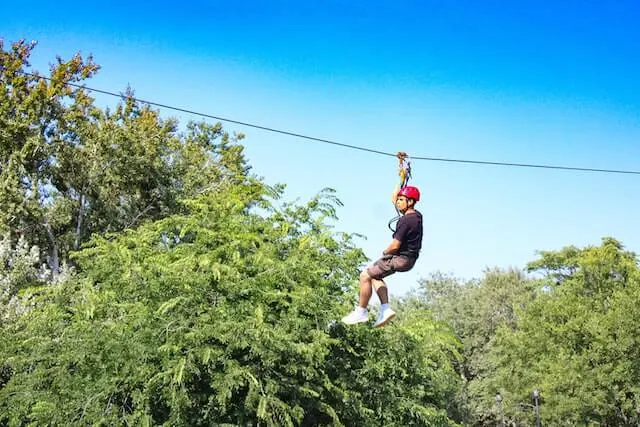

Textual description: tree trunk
[44,219,59,277]
[74,193,85,251]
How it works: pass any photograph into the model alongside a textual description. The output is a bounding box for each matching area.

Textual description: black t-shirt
[392,211,423,258]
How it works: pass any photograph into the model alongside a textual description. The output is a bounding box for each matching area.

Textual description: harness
[397,151,412,188]
[388,152,412,232]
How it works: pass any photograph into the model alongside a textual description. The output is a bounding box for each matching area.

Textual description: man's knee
[359,269,371,282]
[372,279,386,291]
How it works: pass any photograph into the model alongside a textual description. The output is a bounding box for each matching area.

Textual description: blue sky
[3,1,639,296]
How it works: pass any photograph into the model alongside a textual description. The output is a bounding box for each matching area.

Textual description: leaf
[173,357,186,386]
[156,296,185,315]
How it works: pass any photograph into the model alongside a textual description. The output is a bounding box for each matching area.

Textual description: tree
[1,179,463,425]
[1,39,248,276]
[325,300,464,426]
[490,238,640,425]
[412,268,537,425]
[1,38,99,274]
[0,37,471,426]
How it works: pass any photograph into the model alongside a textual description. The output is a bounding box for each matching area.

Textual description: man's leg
[357,270,374,308]
[372,256,415,327]
[372,274,396,328]
[342,257,396,326]
[372,279,388,304]
[341,268,375,325]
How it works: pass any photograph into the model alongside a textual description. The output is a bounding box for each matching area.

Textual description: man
[341,185,423,327]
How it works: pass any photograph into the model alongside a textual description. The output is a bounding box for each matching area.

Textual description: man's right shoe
[373,307,396,328]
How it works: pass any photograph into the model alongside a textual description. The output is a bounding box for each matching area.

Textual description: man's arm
[383,238,402,255]
[391,184,399,205]
[385,216,408,255]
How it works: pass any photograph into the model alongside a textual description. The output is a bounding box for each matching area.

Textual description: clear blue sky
[3,1,639,296]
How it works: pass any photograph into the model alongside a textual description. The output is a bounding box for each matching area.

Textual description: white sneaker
[374,307,396,328]
[341,308,369,325]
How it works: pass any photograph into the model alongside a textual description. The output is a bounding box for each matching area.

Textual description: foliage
[0,179,463,425]
[1,39,247,276]
[5,37,640,427]
[411,267,537,424]
[0,233,73,321]
[489,237,640,425]
[327,302,464,426]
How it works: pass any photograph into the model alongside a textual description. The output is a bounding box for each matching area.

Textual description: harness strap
[397,151,412,188]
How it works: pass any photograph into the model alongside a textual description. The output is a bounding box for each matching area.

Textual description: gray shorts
[366,254,416,280]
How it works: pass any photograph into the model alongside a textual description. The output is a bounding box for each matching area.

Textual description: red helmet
[397,185,420,201]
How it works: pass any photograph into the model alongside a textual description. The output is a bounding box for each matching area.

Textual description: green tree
[1,39,247,276]
[490,237,640,425]
[326,301,464,426]
[1,234,45,318]
[413,268,537,425]
[1,179,463,425]
[1,38,99,273]
[2,37,468,426]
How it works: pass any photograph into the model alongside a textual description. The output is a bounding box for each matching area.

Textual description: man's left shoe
[341,308,369,325]
[373,307,396,328]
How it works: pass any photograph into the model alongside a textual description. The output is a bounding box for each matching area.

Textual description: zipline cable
[17,71,640,176]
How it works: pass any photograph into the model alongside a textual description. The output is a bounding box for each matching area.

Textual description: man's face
[396,195,409,212]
